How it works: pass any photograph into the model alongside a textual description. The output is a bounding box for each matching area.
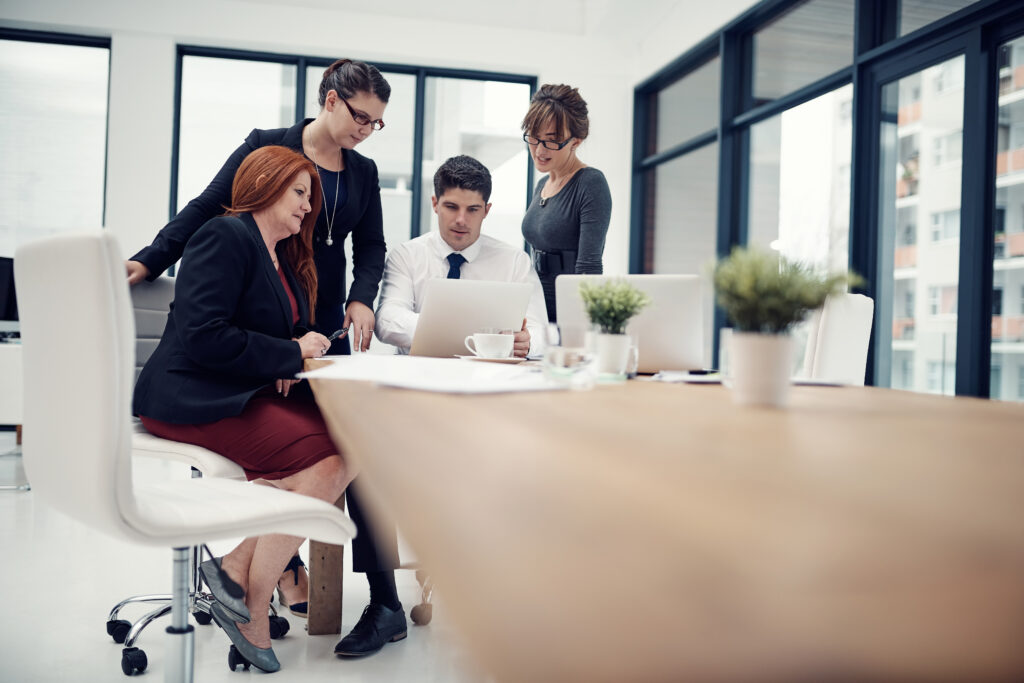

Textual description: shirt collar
[430,230,483,263]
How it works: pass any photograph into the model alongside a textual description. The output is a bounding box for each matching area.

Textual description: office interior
[3,0,1024,680]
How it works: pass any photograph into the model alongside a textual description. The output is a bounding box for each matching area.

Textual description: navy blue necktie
[446,253,466,279]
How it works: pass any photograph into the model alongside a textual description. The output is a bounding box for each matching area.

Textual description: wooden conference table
[306,361,1024,681]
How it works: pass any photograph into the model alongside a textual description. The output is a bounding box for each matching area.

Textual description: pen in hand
[327,327,349,342]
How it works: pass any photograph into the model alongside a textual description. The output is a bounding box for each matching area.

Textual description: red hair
[225,146,322,322]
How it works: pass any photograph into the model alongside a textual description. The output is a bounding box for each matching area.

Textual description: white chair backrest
[15,231,138,538]
[131,276,175,384]
[806,293,875,386]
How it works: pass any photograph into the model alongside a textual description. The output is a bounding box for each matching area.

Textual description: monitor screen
[0,257,17,322]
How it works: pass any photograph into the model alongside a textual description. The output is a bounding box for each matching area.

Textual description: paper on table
[299,354,566,394]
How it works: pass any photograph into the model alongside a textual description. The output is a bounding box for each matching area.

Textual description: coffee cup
[464,332,513,359]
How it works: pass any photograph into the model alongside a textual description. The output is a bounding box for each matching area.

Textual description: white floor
[0,431,487,682]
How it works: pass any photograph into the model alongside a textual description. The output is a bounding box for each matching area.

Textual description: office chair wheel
[107,618,132,644]
[192,609,213,626]
[120,647,148,675]
[228,645,252,671]
[411,603,433,625]
[268,614,290,639]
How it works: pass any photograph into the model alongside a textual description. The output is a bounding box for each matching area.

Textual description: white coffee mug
[464,333,513,359]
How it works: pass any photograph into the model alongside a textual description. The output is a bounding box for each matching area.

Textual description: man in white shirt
[375,155,548,356]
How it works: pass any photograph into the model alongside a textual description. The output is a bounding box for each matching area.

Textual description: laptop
[409,279,533,358]
[555,274,704,373]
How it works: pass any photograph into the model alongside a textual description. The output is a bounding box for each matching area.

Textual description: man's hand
[344,301,375,352]
[513,318,530,358]
[125,260,150,285]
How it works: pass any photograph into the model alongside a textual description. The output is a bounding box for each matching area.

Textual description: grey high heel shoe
[210,602,281,673]
[199,558,251,624]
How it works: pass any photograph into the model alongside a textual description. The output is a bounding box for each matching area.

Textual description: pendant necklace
[308,139,341,246]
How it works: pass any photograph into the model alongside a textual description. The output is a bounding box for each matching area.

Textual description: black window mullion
[629,87,649,274]
[295,57,307,123]
[410,69,427,239]
[956,25,998,397]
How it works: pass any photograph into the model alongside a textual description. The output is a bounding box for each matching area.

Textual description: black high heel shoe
[276,554,308,618]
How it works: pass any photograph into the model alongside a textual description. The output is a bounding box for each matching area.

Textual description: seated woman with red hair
[133,145,352,673]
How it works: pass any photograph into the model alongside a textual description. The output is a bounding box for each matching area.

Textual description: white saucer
[456,355,525,365]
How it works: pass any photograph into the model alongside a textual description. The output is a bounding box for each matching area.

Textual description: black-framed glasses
[340,98,385,131]
[522,133,572,150]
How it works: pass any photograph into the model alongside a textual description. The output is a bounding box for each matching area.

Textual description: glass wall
[751,0,853,106]
[645,144,718,366]
[633,0,1018,398]
[0,36,109,255]
[899,0,979,37]
[747,83,852,272]
[652,57,720,153]
[419,78,531,248]
[992,34,1024,401]
[177,56,296,213]
[878,56,965,395]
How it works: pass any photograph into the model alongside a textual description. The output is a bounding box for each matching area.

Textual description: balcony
[992,315,1024,342]
[995,147,1024,176]
[897,101,921,125]
[896,176,919,198]
[893,318,915,341]
[998,65,1024,96]
[894,245,917,268]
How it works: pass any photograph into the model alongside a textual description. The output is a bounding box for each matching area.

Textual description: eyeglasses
[522,133,572,150]
[340,98,385,131]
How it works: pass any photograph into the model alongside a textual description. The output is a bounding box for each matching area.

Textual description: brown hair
[521,84,589,141]
[319,58,391,106]
[225,146,322,322]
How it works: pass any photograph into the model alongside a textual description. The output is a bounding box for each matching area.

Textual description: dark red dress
[140,267,336,481]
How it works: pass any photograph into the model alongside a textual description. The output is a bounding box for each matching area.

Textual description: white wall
[1,0,758,272]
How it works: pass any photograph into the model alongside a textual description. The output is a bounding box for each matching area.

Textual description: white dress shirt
[375,231,548,353]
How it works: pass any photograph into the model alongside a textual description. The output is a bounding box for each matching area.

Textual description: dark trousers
[347,480,399,573]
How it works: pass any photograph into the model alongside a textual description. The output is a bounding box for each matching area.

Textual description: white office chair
[799,293,875,386]
[103,276,254,660]
[16,231,356,681]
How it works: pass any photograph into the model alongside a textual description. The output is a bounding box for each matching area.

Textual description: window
[177,56,296,214]
[419,78,531,248]
[0,34,110,254]
[751,0,854,106]
[926,360,955,395]
[930,209,960,241]
[651,56,719,154]
[899,0,979,37]
[748,84,853,273]
[932,130,963,166]
[993,287,1003,316]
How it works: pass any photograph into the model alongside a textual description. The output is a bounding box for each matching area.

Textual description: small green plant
[712,246,858,334]
[579,279,651,335]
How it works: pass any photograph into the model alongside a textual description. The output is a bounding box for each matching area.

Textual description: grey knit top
[521,167,611,321]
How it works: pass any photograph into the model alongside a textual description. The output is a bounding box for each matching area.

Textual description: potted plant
[579,279,651,378]
[713,246,855,406]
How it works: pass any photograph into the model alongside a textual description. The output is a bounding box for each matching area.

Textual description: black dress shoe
[334,603,407,657]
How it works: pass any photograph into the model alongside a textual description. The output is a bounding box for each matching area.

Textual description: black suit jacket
[133,213,309,424]
[131,118,386,314]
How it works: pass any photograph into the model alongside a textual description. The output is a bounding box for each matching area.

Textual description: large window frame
[171,45,536,241]
[0,28,112,240]
[632,0,1023,397]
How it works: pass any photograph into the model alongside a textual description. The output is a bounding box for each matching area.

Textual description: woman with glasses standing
[125,58,409,659]
[521,84,612,322]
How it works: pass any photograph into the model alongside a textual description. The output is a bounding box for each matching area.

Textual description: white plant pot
[729,332,792,407]
[594,332,631,377]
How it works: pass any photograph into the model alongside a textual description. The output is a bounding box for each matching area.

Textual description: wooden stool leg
[307,495,346,636]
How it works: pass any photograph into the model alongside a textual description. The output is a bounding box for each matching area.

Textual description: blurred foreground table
[306,361,1024,681]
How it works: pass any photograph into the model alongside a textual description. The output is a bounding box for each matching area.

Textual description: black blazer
[131,118,386,313]
[133,213,309,424]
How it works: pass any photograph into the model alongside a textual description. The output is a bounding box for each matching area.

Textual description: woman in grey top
[521,84,612,322]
